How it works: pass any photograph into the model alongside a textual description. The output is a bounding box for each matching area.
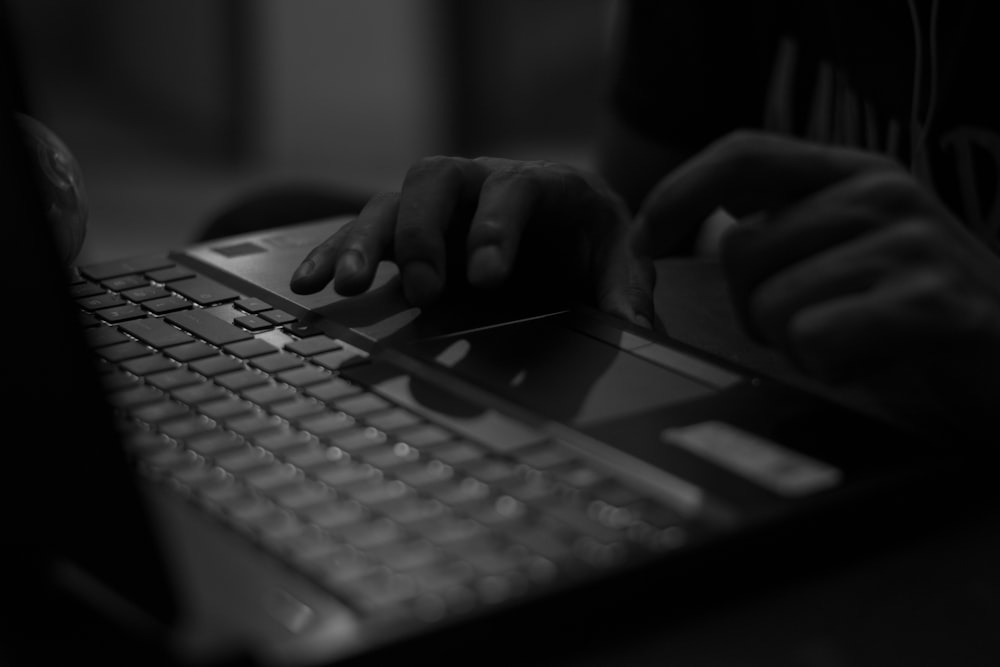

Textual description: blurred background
[7,0,623,264]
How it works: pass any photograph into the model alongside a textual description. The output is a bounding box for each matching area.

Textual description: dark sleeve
[609,0,781,153]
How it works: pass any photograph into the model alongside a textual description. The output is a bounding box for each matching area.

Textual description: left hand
[633,130,1000,435]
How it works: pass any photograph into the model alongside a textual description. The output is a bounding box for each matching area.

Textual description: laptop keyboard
[73,254,691,622]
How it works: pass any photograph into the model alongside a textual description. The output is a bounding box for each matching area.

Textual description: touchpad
[403,314,721,428]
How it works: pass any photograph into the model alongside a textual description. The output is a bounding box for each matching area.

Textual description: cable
[906,0,940,170]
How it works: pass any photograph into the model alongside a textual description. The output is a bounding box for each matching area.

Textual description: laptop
[1,14,966,667]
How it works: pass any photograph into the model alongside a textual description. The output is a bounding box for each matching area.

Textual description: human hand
[634,130,1000,433]
[289,156,655,328]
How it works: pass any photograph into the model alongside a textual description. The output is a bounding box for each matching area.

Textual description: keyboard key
[588,481,641,508]
[102,274,148,291]
[244,462,302,492]
[394,424,453,448]
[234,297,272,314]
[147,265,196,283]
[186,431,244,457]
[215,445,274,474]
[109,385,164,408]
[97,304,148,323]
[312,348,365,371]
[250,352,304,374]
[98,343,153,368]
[392,460,455,488]
[122,285,171,303]
[297,411,356,436]
[545,503,625,544]
[132,400,189,424]
[169,276,242,306]
[513,442,576,470]
[120,354,179,376]
[260,309,297,325]
[233,315,273,332]
[270,397,326,422]
[312,461,380,487]
[354,443,420,469]
[143,295,192,315]
[285,528,344,564]
[377,497,448,524]
[306,378,362,402]
[78,293,124,311]
[425,441,484,465]
[283,320,325,338]
[215,368,270,392]
[301,498,368,530]
[328,426,387,452]
[166,309,253,346]
[341,478,411,506]
[449,537,526,576]
[227,413,283,437]
[340,517,405,550]
[224,338,279,359]
[553,465,605,490]
[283,442,346,470]
[188,355,244,377]
[427,477,490,506]
[200,397,255,420]
[241,383,297,406]
[69,282,104,298]
[458,458,518,484]
[270,479,332,510]
[85,326,130,348]
[409,515,485,545]
[145,368,202,391]
[505,523,575,562]
[164,341,217,363]
[120,317,195,349]
[101,370,141,392]
[372,539,442,572]
[285,336,342,357]
[276,365,331,388]
[363,408,422,433]
[254,510,307,544]
[171,382,228,405]
[159,415,216,440]
[253,429,313,454]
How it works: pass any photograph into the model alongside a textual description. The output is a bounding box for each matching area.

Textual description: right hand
[289,156,655,328]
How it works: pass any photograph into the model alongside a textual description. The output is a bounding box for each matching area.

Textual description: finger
[289,193,398,295]
[331,192,400,295]
[595,248,657,329]
[787,268,978,382]
[395,156,484,305]
[464,162,547,288]
[633,130,895,257]
[747,220,935,350]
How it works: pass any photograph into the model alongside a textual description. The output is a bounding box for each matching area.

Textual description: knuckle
[363,190,399,210]
[405,155,464,184]
[886,218,943,252]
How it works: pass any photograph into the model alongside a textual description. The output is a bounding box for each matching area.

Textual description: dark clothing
[611,0,1000,244]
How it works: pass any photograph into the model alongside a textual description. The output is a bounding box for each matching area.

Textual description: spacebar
[165,309,253,346]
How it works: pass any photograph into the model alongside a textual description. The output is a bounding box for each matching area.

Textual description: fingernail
[402,261,441,305]
[632,313,653,329]
[292,259,315,280]
[468,245,505,287]
[336,250,364,276]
